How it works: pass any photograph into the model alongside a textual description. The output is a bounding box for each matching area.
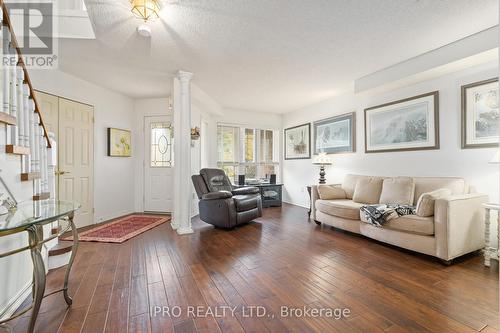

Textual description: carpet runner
[62,214,170,243]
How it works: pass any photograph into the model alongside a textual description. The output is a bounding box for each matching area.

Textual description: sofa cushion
[315,199,363,220]
[342,174,368,199]
[413,177,466,205]
[379,177,415,205]
[353,177,383,204]
[317,185,347,200]
[416,188,452,217]
[233,195,259,212]
[360,213,434,235]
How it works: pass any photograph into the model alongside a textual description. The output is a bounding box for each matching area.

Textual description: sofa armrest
[232,187,260,195]
[310,184,342,220]
[202,191,233,200]
[434,193,488,260]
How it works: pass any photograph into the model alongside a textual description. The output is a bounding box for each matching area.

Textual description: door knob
[55,170,70,175]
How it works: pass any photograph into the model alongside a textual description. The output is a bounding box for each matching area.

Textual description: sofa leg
[314,220,321,226]
[440,259,453,266]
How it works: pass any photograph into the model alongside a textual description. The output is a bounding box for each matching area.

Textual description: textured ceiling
[59,0,498,113]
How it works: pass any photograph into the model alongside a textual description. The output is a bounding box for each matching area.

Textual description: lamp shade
[489,151,500,164]
[313,152,333,165]
[131,0,161,21]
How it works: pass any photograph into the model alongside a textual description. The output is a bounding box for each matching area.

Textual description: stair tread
[0,113,16,126]
[48,242,73,256]
[6,145,30,155]
[21,172,41,181]
[33,192,50,201]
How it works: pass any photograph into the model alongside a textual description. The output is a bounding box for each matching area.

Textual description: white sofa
[311,174,488,263]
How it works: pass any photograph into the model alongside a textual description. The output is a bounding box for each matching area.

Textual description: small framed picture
[313,112,355,154]
[461,78,499,149]
[107,128,131,157]
[284,123,311,160]
[364,91,439,153]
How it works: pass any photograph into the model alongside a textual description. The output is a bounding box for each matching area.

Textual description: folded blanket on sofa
[360,204,416,227]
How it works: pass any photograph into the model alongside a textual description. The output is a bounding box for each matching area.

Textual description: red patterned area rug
[62,214,170,243]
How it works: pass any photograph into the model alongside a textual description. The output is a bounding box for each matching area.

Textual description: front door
[58,98,94,228]
[144,116,174,212]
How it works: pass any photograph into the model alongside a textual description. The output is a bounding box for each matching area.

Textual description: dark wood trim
[364,91,440,153]
[48,242,72,256]
[312,111,356,155]
[0,112,16,126]
[284,123,311,160]
[20,172,41,181]
[461,77,499,149]
[33,192,50,201]
[6,145,30,155]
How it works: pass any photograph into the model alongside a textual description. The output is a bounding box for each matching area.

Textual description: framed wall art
[284,123,311,160]
[364,91,439,153]
[107,128,132,157]
[461,78,499,149]
[313,112,355,154]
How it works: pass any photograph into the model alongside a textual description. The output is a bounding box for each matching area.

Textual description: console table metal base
[0,213,78,333]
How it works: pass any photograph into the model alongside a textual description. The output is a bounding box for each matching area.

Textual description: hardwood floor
[3,204,499,333]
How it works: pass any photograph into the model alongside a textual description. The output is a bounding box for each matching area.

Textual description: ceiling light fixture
[130,0,161,22]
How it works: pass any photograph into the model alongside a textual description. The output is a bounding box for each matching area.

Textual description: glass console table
[0,200,80,333]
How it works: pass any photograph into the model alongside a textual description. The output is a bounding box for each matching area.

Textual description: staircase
[0,0,66,270]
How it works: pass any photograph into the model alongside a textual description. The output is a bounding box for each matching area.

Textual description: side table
[484,203,500,267]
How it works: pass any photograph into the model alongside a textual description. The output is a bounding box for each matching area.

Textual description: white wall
[30,69,136,223]
[282,61,499,209]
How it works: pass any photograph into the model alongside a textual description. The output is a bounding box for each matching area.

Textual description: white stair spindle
[8,49,17,145]
[2,26,9,115]
[40,127,47,193]
[47,133,56,199]
[29,99,36,173]
[34,113,40,195]
[23,84,30,172]
[17,67,24,145]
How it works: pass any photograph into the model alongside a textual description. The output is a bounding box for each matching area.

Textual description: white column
[34,113,41,195]
[23,84,30,172]
[8,49,18,145]
[172,70,194,235]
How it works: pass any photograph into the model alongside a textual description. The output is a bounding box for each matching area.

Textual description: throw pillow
[353,177,383,204]
[415,188,452,217]
[379,177,416,205]
[317,185,347,200]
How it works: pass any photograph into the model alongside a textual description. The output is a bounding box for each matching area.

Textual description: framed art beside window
[107,128,131,157]
[461,78,499,149]
[364,91,439,153]
[313,112,355,154]
[284,123,311,160]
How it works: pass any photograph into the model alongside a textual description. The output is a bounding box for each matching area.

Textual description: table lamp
[313,153,333,184]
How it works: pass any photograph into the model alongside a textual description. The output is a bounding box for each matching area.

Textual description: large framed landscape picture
[461,78,499,149]
[313,112,355,154]
[364,91,439,153]
[284,123,311,160]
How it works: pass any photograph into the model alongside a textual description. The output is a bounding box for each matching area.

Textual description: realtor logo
[5,1,57,68]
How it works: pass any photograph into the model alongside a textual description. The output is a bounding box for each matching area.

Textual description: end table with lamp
[307,153,333,217]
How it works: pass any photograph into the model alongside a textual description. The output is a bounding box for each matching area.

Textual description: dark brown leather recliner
[191,168,263,229]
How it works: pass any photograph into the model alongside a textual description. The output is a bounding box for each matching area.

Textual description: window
[151,122,173,167]
[217,124,280,183]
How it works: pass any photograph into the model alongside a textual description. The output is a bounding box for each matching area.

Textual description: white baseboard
[282,200,309,209]
[0,281,31,321]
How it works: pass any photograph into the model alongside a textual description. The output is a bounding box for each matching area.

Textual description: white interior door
[144,116,174,212]
[58,98,94,228]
